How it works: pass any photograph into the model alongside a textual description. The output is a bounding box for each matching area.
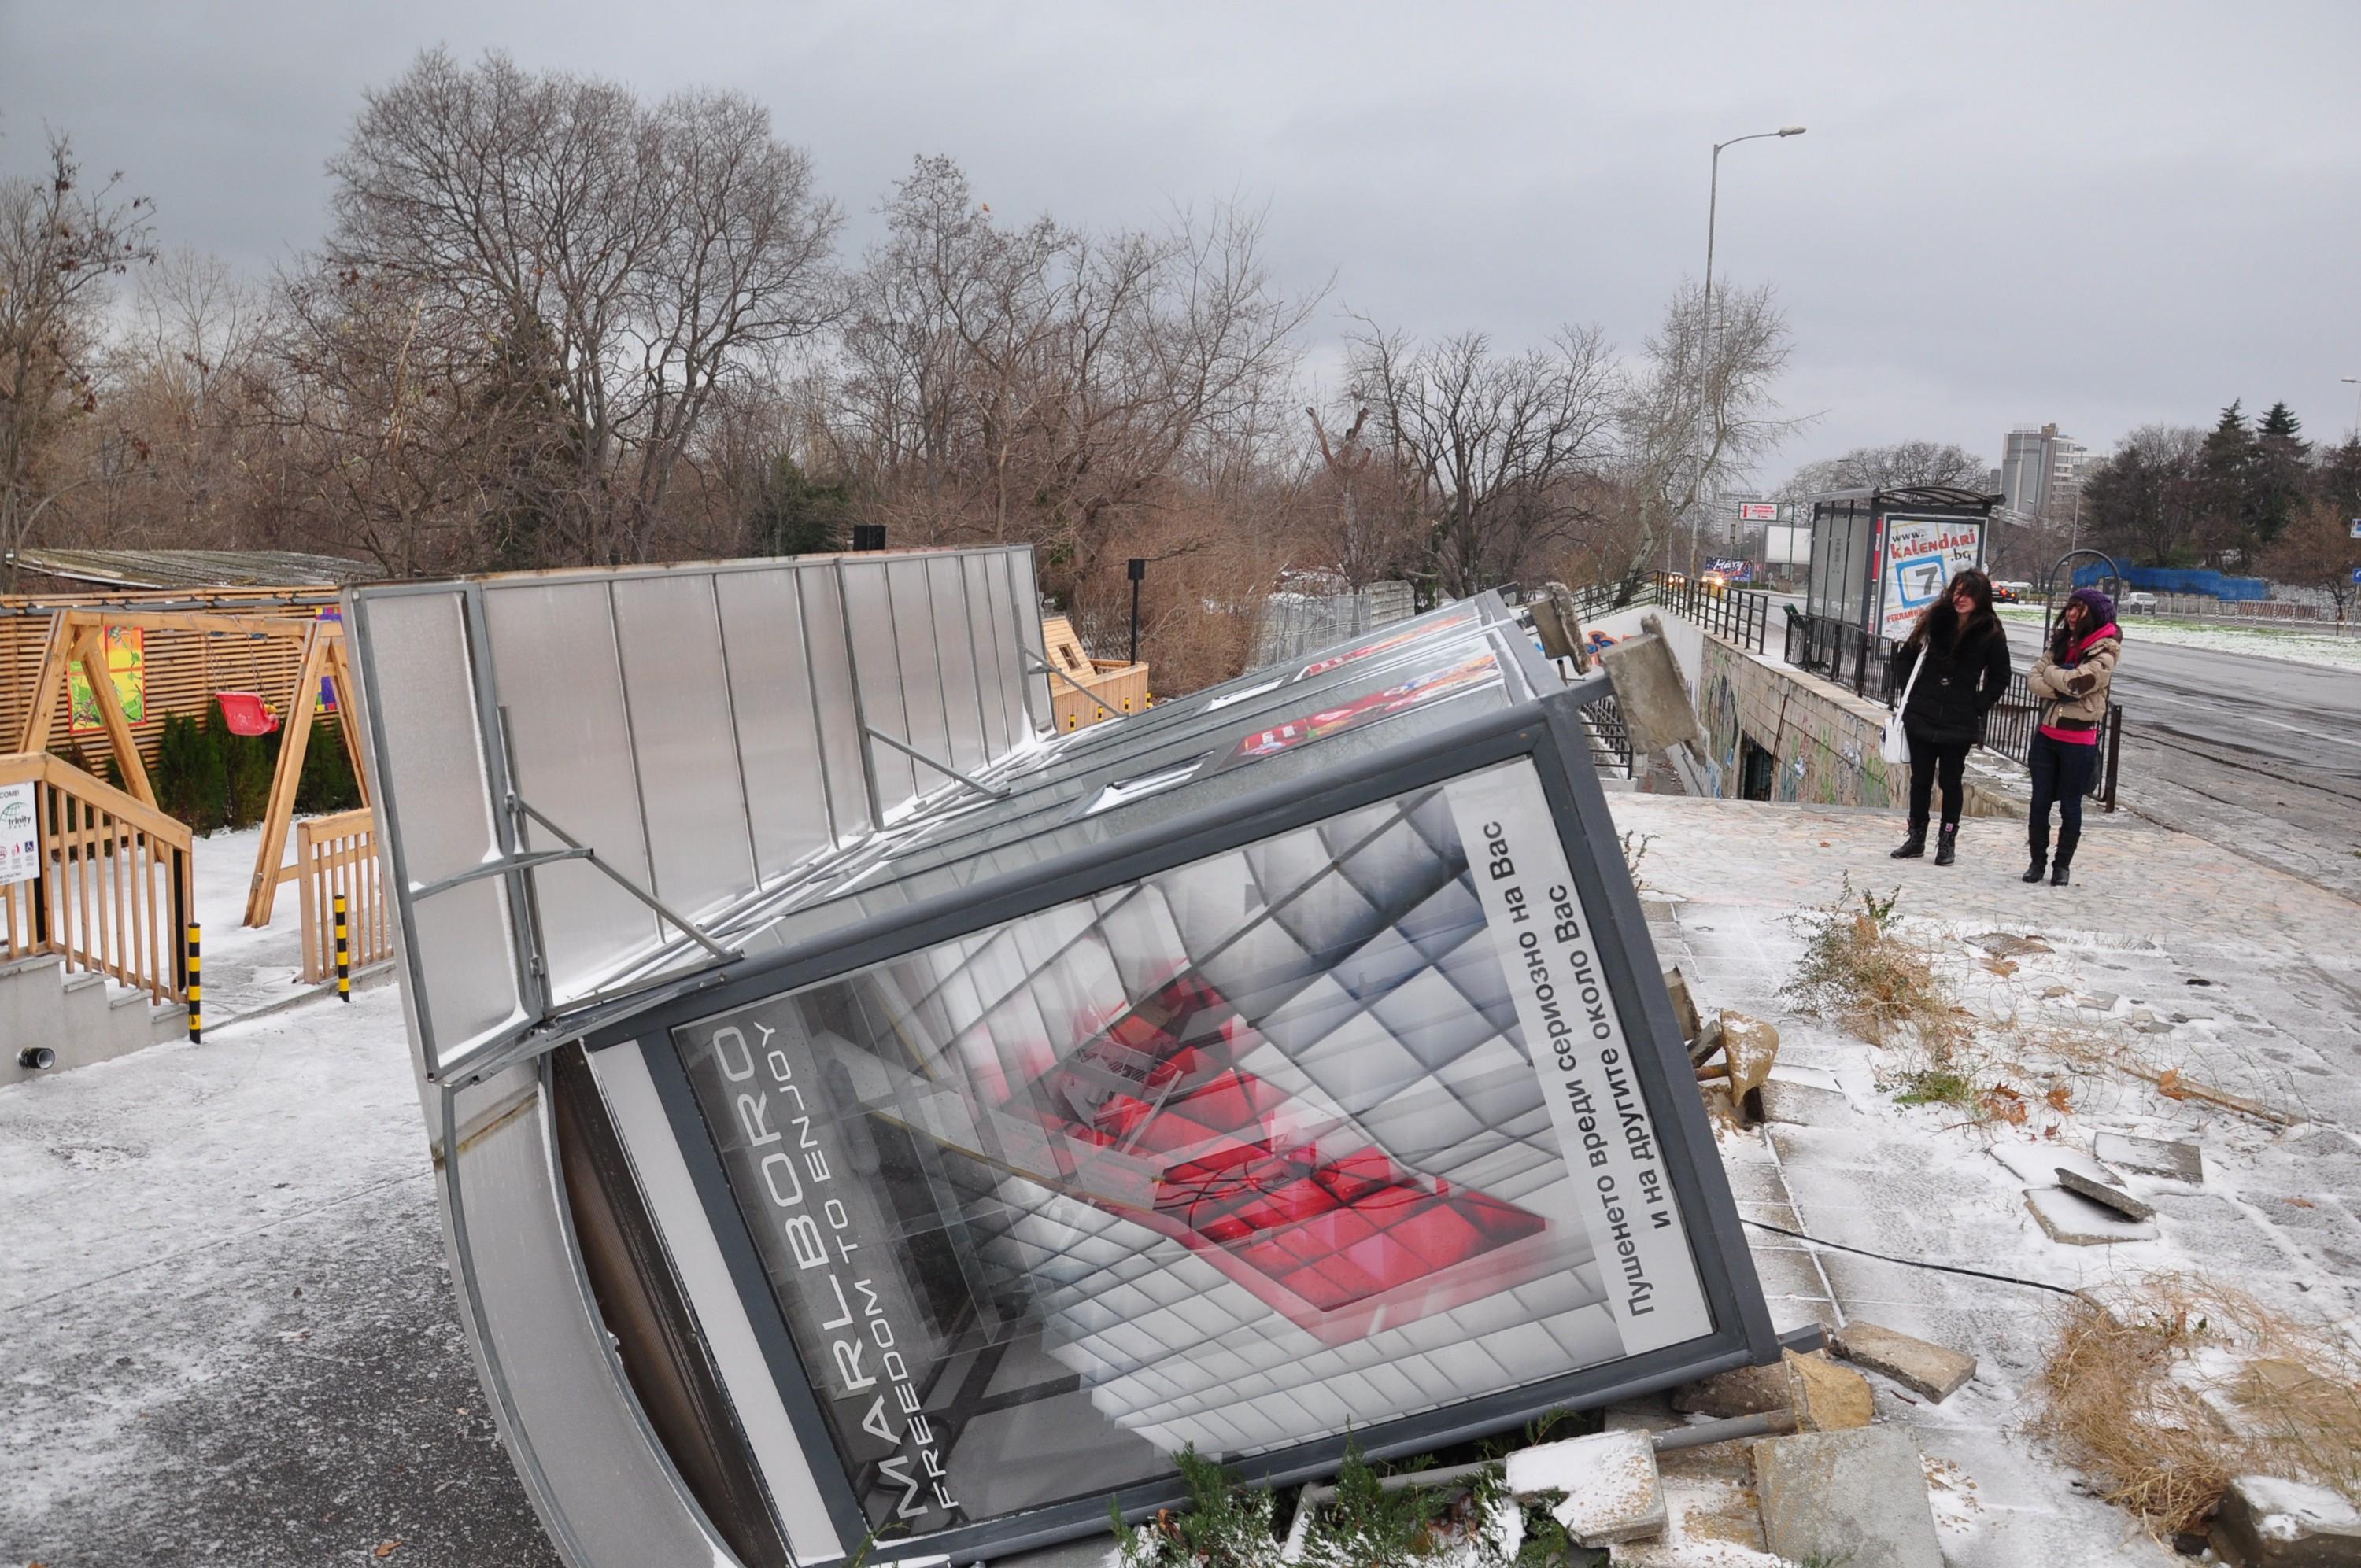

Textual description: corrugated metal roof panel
[8,548,378,590]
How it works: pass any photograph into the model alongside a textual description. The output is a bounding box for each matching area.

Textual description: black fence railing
[1543,573,1766,653]
[1583,693,1635,777]
[1783,611,2120,808]
[1651,573,1768,653]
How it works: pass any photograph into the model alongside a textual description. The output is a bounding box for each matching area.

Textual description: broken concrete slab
[2027,1185,2160,1245]
[1971,931,2054,957]
[1598,633,1705,754]
[2209,1474,2361,1566]
[2093,1130,2205,1183]
[1829,1320,1976,1403]
[1991,1140,2119,1188]
[1503,1429,1666,1547]
[1783,1350,1875,1433]
[1750,1077,1852,1128]
[2056,1167,2157,1221]
[1752,1426,1945,1568]
[1717,1011,1780,1098]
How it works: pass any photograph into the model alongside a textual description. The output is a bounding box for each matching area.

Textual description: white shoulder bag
[1880,647,1927,766]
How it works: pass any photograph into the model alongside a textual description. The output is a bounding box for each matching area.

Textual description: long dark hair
[1903,567,2001,655]
[2050,587,2119,664]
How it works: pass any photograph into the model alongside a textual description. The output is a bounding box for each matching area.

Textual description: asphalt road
[1997,614,2361,787]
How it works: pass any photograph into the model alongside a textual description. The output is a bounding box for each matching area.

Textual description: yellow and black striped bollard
[334,894,351,1003]
[186,924,201,1043]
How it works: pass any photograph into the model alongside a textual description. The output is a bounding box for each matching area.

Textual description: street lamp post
[2343,375,2359,444]
[1692,125,1805,577]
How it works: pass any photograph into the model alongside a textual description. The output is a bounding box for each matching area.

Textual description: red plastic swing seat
[216,692,281,736]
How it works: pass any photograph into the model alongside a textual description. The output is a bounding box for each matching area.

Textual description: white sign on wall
[1877,515,1984,641]
[0,781,37,886]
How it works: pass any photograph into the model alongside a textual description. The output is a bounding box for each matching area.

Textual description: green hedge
[125,711,361,834]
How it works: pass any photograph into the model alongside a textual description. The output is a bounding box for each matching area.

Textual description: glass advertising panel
[670,755,1713,1544]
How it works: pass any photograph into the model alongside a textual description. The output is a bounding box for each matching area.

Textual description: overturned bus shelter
[345,548,1781,1566]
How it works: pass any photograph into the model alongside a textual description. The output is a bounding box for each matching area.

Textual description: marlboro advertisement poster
[673,758,1709,1539]
[1210,649,1502,776]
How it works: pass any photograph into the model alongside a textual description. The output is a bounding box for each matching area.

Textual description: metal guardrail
[1782,611,2120,810]
[1583,694,1635,777]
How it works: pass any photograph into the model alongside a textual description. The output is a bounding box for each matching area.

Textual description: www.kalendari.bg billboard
[671,756,1715,1541]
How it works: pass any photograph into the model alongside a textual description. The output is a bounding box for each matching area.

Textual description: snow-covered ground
[2000,605,2361,672]
[183,821,331,1020]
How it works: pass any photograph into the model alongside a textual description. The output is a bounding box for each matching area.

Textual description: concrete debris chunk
[2026,1185,2160,1245]
[1716,1011,1780,1098]
[2208,1474,2361,1566]
[2093,1131,2205,1184]
[1829,1320,1976,1403]
[1597,633,1705,754]
[1503,1428,1666,1546]
[1750,1077,1851,1128]
[2056,1167,2156,1221]
[1783,1349,1875,1432]
[1661,964,1704,1048]
[1752,1427,1945,1568]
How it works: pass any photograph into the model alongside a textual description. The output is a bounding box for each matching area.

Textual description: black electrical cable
[1742,1216,2079,1297]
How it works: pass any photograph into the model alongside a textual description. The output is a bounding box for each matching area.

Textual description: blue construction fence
[2070,563,2269,600]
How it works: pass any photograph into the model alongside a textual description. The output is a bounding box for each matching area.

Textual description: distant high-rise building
[1999,424,2089,518]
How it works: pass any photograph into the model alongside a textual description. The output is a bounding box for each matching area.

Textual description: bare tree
[1779,439,1990,498]
[294,49,841,567]
[833,155,1316,626]
[2261,500,2359,621]
[0,135,156,585]
[1607,279,1798,595]
[1346,323,1618,600]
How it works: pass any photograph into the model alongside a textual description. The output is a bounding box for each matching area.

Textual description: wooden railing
[0,751,194,1003]
[1052,661,1151,732]
[296,806,387,983]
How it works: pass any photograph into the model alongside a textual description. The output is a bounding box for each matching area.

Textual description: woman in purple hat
[2023,587,2123,886]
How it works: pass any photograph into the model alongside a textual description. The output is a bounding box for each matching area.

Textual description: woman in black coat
[1887,568,2012,865]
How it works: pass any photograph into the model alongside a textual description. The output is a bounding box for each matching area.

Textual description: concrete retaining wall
[1694,634,2024,819]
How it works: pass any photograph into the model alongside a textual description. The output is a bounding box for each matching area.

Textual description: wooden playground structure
[1042,614,1150,730]
[3,600,378,1005]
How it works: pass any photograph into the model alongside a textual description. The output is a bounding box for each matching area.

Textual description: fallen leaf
[2157,1068,2188,1101]
[2045,1085,2073,1113]
[1983,958,2019,976]
[375,1543,401,1559]
[2287,1197,2316,1209]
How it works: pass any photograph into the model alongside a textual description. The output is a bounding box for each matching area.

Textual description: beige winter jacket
[2027,625,2120,732]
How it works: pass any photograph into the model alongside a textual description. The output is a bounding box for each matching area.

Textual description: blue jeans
[2027,732,2097,866]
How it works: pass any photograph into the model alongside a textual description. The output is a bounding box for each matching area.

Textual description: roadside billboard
[1875,515,1984,641]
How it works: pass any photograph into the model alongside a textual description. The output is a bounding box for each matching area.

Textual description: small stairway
[1,954,189,1087]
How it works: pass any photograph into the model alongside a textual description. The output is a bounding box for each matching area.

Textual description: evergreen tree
[2252,400,2311,548]
[2197,400,2261,563]
[748,454,851,556]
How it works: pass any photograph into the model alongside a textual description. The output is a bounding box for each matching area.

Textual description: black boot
[2051,862,2071,887]
[2022,858,2046,883]
[1891,823,1928,860]
[1934,826,1957,866]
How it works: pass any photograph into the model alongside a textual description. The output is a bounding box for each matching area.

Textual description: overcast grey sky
[5,1,2358,478]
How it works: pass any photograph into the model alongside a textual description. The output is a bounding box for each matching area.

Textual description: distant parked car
[2123,592,2158,614]
[1991,582,2019,604]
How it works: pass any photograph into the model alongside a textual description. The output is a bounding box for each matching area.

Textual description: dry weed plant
[2038,1273,2361,1533]
[1782,879,1982,1108]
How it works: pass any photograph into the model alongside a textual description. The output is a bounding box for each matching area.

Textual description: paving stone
[1783,1350,1875,1432]
[2056,1167,2156,1221]
[1828,1319,1977,1403]
[1750,1078,1852,1127]
[2093,1130,2204,1183]
[2026,1184,2160,1245]
[1991,1140,2118,1187]
[1752,1427,1944,1568]
[2209,1474,2361,1566]
[1506,1429,1666,1546]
